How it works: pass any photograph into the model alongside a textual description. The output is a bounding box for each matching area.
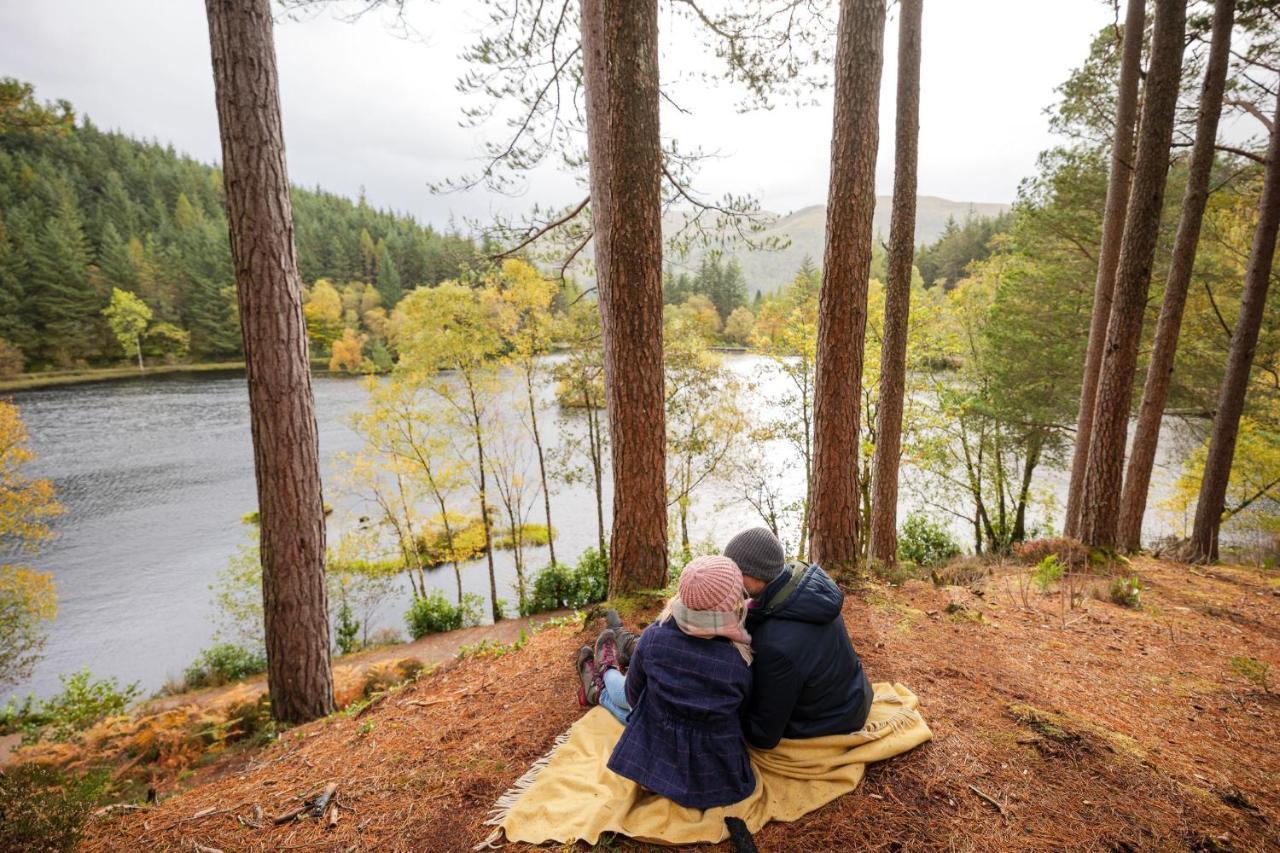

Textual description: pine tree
[29,179,97,365]
[359,228,377,283]
[1063,0,1145,538]
[1078,0,1187,549]
[868,0,922,568]
[375,242,402,307]
[97,221,136,293]
[581,0,669,593]
[1186,88,1280,563]
[1117,0,1235,551]
[205,0,334,723]
[0,213,34,354]
[809,0,887,573]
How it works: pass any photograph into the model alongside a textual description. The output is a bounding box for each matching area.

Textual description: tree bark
[1117,0,1235,552]
[204,0,334,723]
[586,385,608,559]
[465,375,501,622]
[1063,0,1146,539]
[524,366,557,565]
[1187,90,1280,563]
[1079,0,1186,549]
[808,0,887,575]
[868,0,922,568]
[581,0,668,593]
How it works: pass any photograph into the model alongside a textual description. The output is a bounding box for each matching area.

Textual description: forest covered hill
[0,83,1010,373]
[0,104,475,372]
[665,196,1011,296]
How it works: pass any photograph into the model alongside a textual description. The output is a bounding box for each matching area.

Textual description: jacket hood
[757,561,844,624]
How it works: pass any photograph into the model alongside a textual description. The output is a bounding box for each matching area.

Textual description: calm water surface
[5,359,1189,700]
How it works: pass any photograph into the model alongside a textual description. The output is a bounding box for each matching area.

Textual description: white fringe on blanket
[474,725,574,850]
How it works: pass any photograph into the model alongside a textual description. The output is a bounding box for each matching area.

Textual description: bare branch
[488,196,589,260]
[1215,142,1269,164]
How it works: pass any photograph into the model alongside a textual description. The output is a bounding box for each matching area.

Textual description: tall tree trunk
[466,377,501,622]
[868,0,922,568]
[1118,0,1235,551]
[1079,0,1187,549]
[204,0,333,723]
[1187,91,1280,563]
[525,366,557,565]
[808,0,887,575]
[585,385,608,559]
[1012,432,1043,543]
[1063,0,1146,539]
[797,371,813,560]
[580,0,668,594]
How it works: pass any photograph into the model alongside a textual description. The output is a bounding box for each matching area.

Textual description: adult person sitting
[574,555,757,810]
[723,527,873,750]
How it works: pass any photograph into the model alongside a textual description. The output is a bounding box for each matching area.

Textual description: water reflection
[5,358,1189,699]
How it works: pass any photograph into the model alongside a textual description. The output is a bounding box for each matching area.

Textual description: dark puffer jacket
[743,562,872,749]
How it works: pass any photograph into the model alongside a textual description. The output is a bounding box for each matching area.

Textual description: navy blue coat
[606,619,756,809]
[743,562,872,749]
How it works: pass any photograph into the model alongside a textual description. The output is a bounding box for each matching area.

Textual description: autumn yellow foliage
[1,400,61,688]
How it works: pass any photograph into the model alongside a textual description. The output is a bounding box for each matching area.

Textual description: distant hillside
[0,87,474,370]
[664,196,1011,296]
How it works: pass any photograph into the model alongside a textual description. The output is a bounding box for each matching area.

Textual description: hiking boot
[575,645,599,706]
[604,609,639,669]
[615,629,638,668]
[594,628,619,675]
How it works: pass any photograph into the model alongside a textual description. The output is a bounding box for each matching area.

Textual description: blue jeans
[598,667,631,724]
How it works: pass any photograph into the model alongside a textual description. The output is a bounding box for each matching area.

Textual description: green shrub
[182,643,267,690]
[0,763,110,852]
[523,563,577,615]
[1108,575,1142,609]
[493,523,552,549]
[573,548,609,603]
[522,548,609,615]
[366,340,394,372]
[1013,537,1089,570]
[897,513,962,567]
[405,591,483,639]
[12,670,141,743]
[868,558,919,587]
[366,627,404,646]
[222,694,275,746]
[335,601,361,655]
[1229,656,1271,691]
[1032,555,1063,592]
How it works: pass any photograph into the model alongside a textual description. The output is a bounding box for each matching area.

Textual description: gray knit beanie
[723,527,786,583]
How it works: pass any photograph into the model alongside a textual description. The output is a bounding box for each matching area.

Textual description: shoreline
[0,361,354,393]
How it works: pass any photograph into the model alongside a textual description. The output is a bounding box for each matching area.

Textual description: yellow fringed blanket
[480,681,932,847]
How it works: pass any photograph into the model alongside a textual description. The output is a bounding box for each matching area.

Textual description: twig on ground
[92,803,148,818]
[272,805,307,826]
[968,783,1006,815]
[310,782,339,818]
[185,841,224,853]
[356,693,390,719]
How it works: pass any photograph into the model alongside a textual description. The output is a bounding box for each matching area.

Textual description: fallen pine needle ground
[80,557,1278,852]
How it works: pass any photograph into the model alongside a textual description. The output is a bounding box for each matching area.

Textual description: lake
[3,358,1191,700]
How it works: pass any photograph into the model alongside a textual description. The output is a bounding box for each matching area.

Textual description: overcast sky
[1,0,1117,230]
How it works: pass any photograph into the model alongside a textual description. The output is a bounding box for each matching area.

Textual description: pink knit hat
[678,555,745,613]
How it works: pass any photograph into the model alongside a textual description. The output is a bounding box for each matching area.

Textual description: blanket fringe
[473,724,574,850]
[474,692,921,849]
[858,703,921,738]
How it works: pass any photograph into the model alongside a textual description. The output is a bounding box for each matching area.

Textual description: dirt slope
[84,558,1279,852]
